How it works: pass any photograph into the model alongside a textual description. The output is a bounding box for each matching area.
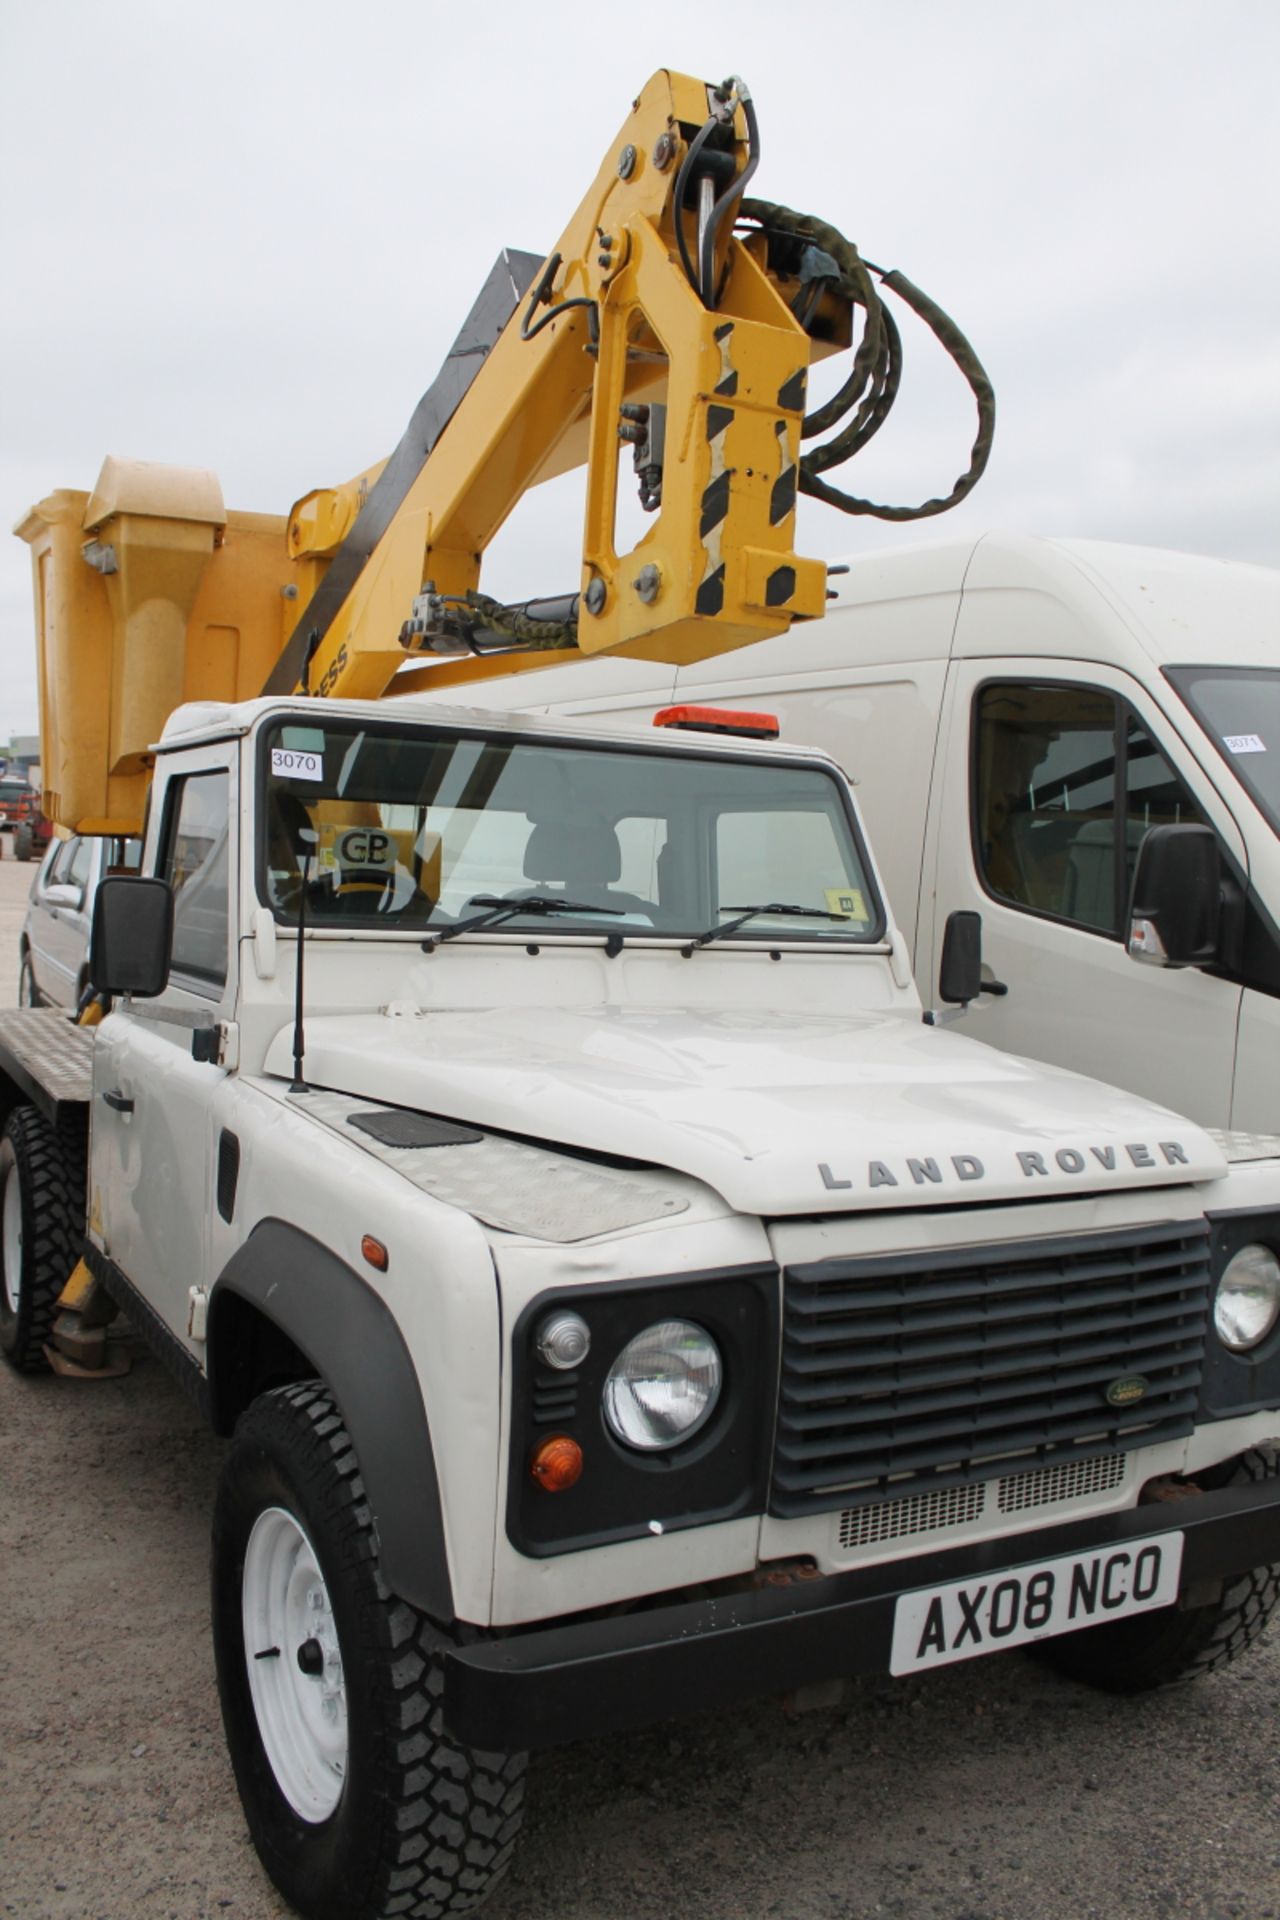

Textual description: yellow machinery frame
[16,71,846,833]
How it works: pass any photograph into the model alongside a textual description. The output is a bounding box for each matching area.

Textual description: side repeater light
[654,705,780,740]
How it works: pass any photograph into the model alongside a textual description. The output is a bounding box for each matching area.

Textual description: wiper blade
[681,901,850,955]
[422,893,626,950]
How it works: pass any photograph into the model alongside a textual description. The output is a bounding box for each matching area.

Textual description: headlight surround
[603,1318,723,1451]
[1214,1243,1280,1353]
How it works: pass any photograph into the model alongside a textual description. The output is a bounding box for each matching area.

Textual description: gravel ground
[2,850,1280,1920]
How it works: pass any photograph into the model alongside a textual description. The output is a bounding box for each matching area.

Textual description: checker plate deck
[0,1009,94,1117]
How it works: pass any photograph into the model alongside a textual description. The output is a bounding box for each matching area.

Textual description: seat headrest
[524,819,621,886]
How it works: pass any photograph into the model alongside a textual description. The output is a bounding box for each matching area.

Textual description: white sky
[1,0,1276,740]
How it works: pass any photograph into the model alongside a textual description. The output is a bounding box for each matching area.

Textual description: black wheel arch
[209,1218,455,1622]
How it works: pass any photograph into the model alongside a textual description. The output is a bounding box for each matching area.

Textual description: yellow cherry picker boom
[18,68,993,839]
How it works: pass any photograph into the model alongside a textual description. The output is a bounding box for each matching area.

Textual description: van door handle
[102,1089,135,1114]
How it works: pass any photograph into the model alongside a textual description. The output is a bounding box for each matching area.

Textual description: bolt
[653,131,676,172]
[617,144,637,180]
[634,564,662,606]
[584,578,607,617]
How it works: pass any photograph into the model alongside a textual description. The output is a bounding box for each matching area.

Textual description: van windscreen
[1167,667,1280,837]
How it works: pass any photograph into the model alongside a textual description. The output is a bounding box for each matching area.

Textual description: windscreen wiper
[680,901,850,956]
[422,893,625,950]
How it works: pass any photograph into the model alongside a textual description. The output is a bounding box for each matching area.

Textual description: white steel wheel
[212,1381,527,1920]
[242,1506,347,1822]
[1,1141,23,1318]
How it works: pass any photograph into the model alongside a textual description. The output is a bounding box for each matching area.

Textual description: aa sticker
[1223,734,1266,755]
[825,887,868,922]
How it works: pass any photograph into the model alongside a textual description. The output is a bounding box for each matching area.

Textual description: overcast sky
[1,0,1276,741]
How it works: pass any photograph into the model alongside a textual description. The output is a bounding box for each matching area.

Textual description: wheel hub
[242,1507,347,1821]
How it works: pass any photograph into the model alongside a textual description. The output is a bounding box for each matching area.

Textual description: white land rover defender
[3,693,1280,1920]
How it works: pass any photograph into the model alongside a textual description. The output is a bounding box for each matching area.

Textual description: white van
[456,533,1280,1132]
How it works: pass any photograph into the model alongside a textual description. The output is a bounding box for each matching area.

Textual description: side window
[615,816,668,900]
[47,836,80,886]
[162,771,231,990]
[66,837,93,893]
[974,684,1205,936]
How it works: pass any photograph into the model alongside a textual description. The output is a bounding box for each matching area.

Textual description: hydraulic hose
[736,198,996,521]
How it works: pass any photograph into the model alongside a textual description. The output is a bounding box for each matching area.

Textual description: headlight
[603,1319,722,1451]
[1214,1244,1280,1353]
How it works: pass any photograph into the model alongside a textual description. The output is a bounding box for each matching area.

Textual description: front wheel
[14,825,33,862]
[1034,1447,1280,1692]
[212,1381,527,1920]
[17,952,41,1007]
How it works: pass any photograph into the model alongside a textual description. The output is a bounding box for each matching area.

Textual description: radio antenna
[289,828,317,1094]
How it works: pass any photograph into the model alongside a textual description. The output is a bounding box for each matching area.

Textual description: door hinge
[191,1021,239,1069]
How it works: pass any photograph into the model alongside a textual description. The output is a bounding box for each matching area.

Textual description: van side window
[162,771,231,990]
[974,684,1205,936]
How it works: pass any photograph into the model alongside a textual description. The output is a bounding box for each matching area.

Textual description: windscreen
[259,718,882,942]
[1167,667,1280,836]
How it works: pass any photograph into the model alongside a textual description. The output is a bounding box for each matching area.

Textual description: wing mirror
[1127,825,1221,968]
[89,877,174,997]
[938,909,983,1005]
[925,910,1008,1025]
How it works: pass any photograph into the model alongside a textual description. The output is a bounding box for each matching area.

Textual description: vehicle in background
[462,533,1280,1134]
[13,799,54,862]
[0,777,42,847]
[19,832,141,1009]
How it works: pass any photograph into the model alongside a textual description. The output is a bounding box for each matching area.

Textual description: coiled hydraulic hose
[733,199,996,521]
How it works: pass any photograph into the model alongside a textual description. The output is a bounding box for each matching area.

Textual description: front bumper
[442,1477,1280,1751]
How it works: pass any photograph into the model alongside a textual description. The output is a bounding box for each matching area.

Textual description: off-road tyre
[17,951,41,1007]
[14,824,34,862]
[0,1104,87,1372]
[212,1380,527,1920]
[1034,1447,1280,1693]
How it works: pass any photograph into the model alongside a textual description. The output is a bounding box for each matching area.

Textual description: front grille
[772,1220,1211,1520]
[997,1450,1127,1513]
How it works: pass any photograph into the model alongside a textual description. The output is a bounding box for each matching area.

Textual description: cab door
[923,661,1245,1124]
[91,755,236,1352]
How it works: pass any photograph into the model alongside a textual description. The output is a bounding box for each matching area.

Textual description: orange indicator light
[361,1235,389,1272]
[530,1435,584,1492]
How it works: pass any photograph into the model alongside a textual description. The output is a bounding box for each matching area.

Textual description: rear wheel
[212,1381,527,1920]
[1034,1447,1280,1692]
[0,1105,85,1372]
[14,825,33,862]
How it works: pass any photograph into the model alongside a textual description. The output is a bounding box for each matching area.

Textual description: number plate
[890,1530,1184,1676]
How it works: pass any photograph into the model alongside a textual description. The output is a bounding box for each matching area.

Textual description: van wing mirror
[1127,824,1221,967]
[90,876,174,997]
